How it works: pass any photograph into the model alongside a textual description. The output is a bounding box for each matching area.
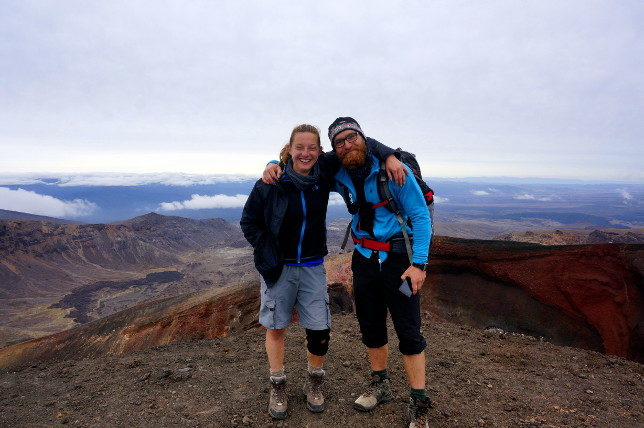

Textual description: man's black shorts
[351,250,427,355]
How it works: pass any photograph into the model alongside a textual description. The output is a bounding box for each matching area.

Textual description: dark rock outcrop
[327,282,353,314]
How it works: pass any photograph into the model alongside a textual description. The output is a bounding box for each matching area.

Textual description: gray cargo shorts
[259,264,331,330]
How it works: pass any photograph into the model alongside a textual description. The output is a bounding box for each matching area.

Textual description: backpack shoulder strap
[377,161,399,214]
[377,161,413,264]
[340,221,352,250]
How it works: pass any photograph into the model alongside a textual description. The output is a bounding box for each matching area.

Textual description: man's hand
[385,154,408,186]
[262,163,282,185]
[401,265,426,295]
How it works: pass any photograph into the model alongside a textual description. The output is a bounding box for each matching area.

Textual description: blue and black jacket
[333,154,431,265]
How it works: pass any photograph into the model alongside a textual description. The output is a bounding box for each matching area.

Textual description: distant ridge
[495,228,644,245]
[0,209,84,224]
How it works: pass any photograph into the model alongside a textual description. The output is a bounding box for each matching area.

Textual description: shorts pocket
[259,299,277,329]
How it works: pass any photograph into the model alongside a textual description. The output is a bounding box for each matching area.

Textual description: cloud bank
[158,194,249,211]
[0,187,97,217]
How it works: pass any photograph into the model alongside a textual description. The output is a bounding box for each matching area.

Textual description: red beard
[339,146,367,170]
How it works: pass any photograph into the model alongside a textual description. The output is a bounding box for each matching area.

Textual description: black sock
[411,388,427,402]
[371,369,389,382]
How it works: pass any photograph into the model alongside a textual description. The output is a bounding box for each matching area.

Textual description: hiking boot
[302,370,325,413]
[353,375,394,412]
[407,396,432,428]
[268,376,288,419]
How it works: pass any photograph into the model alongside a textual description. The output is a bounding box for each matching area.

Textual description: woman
[240,124,403,420]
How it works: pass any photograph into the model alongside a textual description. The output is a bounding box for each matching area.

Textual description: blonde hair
[279,124,322,164]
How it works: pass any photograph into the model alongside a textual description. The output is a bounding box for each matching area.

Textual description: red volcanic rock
[425,237,643,362]
[0,282,260,369]
[325,252,353,288]
[323,238,643,362]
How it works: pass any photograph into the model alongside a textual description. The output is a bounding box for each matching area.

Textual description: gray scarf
[284,159,320,191]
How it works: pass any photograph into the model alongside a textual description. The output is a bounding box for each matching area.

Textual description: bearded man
[328,117,432,428]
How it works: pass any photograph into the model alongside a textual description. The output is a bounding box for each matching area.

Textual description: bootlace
[411,398,430,425]
[363,376,384,397]
[309,373,324,399]
[271,380,286,405]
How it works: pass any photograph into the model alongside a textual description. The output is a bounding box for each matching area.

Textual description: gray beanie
[328,117,365,148]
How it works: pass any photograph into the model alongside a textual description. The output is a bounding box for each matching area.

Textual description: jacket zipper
[297,190,307,263]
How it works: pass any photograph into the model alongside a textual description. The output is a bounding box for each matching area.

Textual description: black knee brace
[305,328,330,356]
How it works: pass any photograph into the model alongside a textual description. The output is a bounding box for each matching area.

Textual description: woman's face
[289,132,320,176]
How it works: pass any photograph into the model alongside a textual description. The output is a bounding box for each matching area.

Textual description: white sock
[270,367,285,379]
[307,364,324,375]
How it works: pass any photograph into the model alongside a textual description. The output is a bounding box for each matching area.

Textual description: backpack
[339,149,435,263]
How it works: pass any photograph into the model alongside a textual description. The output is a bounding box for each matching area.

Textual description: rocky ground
[1,314,642,427]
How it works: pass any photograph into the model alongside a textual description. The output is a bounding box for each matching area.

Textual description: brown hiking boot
[353,375,394,412]
[268,376,288,419]
[302,370,325,413]
[407,396,431,427]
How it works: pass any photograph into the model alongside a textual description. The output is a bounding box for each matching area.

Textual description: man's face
[334,129,366,170]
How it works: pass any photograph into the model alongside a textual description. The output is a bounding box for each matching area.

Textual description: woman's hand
[385,155,408,186]
[262,163,283,185]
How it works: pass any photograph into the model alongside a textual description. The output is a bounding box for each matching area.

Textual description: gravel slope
[1,314,642,427]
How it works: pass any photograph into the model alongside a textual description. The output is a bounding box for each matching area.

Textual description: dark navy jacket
[240,163,334,284]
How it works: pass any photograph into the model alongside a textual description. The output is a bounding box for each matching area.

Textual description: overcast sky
[1,0,642,182]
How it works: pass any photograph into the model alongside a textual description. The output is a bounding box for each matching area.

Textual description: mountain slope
[0,212,245,299]
[0,209,84,224]
[0,282,259,369]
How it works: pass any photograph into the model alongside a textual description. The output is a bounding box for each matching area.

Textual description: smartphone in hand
[399,277,413,297]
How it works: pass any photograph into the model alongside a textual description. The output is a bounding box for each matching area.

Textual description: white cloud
[617,188,634,204]
[328,193,346,206]
[433,196,449,203]
[0,173,256,187]
[158,194,249,211]
[617,189,632,200]
[0,187,97,217]
[515,193,536,200]
[514,193,553,201]
[471,190,490,196]
[0,175,44,185]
